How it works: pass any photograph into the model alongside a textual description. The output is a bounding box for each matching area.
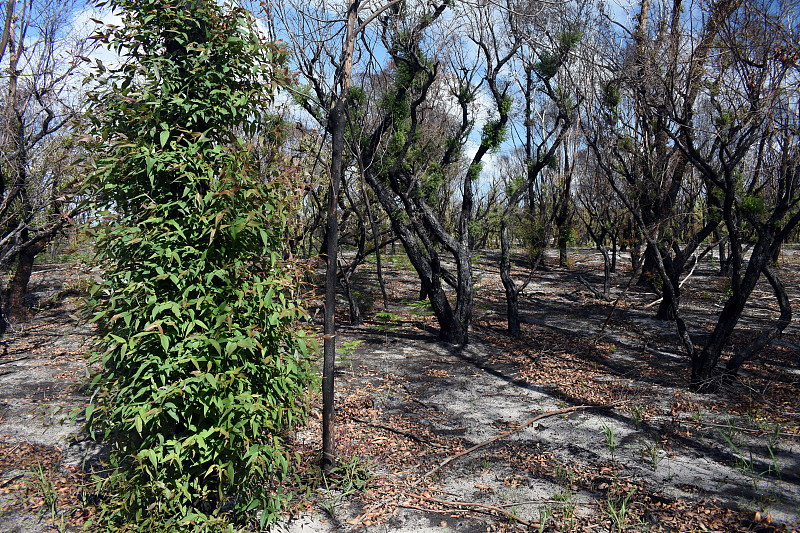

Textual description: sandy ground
[1,249,799,532]
[269,248,800,532]
[0,264,100,533]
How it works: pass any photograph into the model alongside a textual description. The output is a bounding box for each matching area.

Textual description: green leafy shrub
[84,0,315,530]
[520,216,548,262]
[558,224,577,246]
[740,194,766,217]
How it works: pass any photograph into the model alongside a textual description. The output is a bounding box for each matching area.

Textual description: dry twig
[423,405,590,477]
[403,492,536,528]
[351,404,593,525]
[352,417,445,448]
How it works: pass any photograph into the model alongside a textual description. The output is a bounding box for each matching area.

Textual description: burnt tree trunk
[339,175,367,326]
[714,229,729,276]
[8,238,48,320]
[601,244,611,298]
[500,208,521,338]
[724,264,791,375]
[690,238,783,390]
[655,253,679,320]
[610,232,617,274]
[555,143,573,268]
[360,172,388,310]
[320,0,360,472]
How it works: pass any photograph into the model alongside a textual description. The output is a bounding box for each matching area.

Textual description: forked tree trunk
[340,271,363,326]
[690,241,780,391]
[639,242,658,285]
[360,175,388,310]
[339,177,367,327]
[724,264,791,375]
[364,169,471,345]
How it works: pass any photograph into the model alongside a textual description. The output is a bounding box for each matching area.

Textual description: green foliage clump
[444,134,462,159]
[533,52,559,80]
[347,85,367,107]
[505,174,526,200]
[544,153,559,171]
[380,53,428,125]
[740,194,766,218]
[500,94,513,115]
[602,80,621,110]
[555,87,576,112]
[421,163,445,201]
[458,86,476,105]
[480,118,507,151]
[558,29,583,53]
[618,136,634,151]
[520,216,548,261]
[84,0,315,530]
[715,110,735,129]
[480,96,512,152]
[467,162,484,182]
[558,224,577,246]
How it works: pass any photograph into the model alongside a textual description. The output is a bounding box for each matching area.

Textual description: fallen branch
[0,356,30,366]
[0,473,24,488]
[645,255,699,309]
[403,492,536,528]
[425,404,590,477]
[352,417,445,448]
[686,419,798,436]
[577,275,607,300]
[499,499,573,508]
[351,404,593,526]
[644,297,663,308]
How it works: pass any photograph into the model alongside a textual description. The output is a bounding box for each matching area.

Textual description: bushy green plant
[558,224,577,246]
[520,216,548,262]
[84,0,315,530]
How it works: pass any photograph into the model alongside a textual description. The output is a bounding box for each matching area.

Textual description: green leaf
[160,334,170,352]
[147,449,158,468]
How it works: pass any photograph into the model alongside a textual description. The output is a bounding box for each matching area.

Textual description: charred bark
[690,238,789,391]
[8,238,47,320]
[724,264,791,375]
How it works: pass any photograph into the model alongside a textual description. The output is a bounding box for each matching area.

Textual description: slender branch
[352,0,403,37]
[0,0,13,63]
[351,404,597,526]
[352,417,445,448]
[403,493,536,528]
[644,254,698,308]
